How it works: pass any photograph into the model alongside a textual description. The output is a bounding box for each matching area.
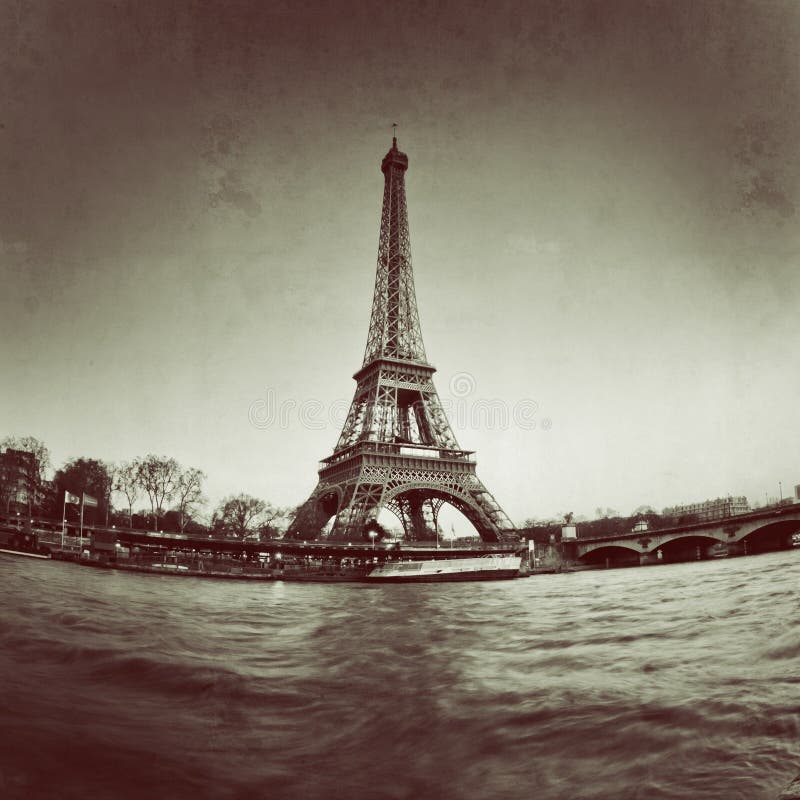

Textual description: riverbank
[72,554,527,583]
[75,557,371,582]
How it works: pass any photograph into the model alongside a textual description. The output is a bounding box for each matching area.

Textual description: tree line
[0,435,292,540]
[520,506,704,544]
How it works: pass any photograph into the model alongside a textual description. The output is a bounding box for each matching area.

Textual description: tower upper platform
[381,137,409,174]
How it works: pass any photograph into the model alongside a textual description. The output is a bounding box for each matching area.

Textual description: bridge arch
[734,519,800,554]
[578,544,641,568]
[651,530,728,551]
[651,533,725,563]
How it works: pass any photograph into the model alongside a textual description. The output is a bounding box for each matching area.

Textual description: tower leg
[286,482,340,540]
[329,480,385,541]
[408,494,431,541]
[408,494,444,541]
[385,496,412,539]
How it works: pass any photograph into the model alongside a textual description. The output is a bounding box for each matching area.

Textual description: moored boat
[0,546,51,560]
[0,528,52,560]
[365,555,521,582]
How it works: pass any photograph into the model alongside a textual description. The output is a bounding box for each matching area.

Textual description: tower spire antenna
[392,122,398,147]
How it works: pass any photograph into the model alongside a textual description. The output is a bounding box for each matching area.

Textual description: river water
[1,551,798,800]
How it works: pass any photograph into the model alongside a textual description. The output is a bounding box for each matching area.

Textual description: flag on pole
[65,491,80,505]
[82,493,99,508]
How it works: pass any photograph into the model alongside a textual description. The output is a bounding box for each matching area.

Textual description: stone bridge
[566,505,800,566]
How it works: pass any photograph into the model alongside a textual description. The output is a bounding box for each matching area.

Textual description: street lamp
[369,530,377,550]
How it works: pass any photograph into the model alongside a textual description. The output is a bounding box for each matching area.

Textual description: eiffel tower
[287,135,516,543]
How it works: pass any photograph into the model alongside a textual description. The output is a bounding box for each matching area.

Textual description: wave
[2,550,800,800]
[83,651,317,709]
[762,631,800,661]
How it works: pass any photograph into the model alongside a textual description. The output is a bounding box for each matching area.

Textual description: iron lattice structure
[287,137,516,543]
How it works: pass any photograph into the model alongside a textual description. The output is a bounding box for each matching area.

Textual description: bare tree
[213,494,266,538]
[136,455,179,531]
[259,503,291,540]
[174,467,206,532]
[112,460,140,526]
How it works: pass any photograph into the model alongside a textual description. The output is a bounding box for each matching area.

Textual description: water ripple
[0,550,798,799]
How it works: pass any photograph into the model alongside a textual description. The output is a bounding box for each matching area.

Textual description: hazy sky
[2,0,799,526]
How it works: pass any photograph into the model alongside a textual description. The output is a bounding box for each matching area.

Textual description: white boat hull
[0,547,51,560]
[366,555,521,583]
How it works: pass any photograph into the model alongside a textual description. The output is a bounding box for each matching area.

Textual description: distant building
[662,495,750,522]
[0,448,41,514]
